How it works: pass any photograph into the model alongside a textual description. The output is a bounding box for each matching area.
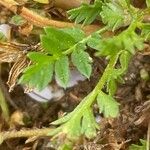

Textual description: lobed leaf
[100,2,131,31]
[68,0,102,25]
[97,91,119,118]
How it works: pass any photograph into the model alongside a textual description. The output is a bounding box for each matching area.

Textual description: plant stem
[0,128,52,144]
[66,54,119,120]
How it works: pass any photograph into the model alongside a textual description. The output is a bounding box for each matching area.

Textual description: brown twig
[0,0,100,35]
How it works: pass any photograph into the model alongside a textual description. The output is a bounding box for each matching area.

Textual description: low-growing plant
[0,0,150,149]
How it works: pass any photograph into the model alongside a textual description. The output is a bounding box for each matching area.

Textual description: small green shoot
[18,0,149,149]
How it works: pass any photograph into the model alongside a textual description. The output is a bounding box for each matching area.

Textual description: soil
[0,1,150,150]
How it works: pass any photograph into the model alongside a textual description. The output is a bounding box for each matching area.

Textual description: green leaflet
[81,108,99,139]
[41,27,85,55]
[41,27,75,55]
[71,44,92,78]
[68,0,102,25]
[129,139,147,150]
[55,56,70,88]
[40,35,61,55]
[19,52,54,91]
[100,2,131,31]
[96,29,144,57]
[97,91,119,118]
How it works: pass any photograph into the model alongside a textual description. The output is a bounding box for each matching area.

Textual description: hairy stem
[70,54,119,117]
[0,128,52,144]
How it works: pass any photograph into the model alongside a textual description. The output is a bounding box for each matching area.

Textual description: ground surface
[0,1,150,150]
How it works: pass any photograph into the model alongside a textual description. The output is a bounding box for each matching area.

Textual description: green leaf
[129,139,147,150]
[55,56,70,88]
[81,109,99,139]
[146,0,150,7]
[97,91,119,118]
[100,2,131,31]
[71,44,92,78]
[19,52,54,91]
[68,0,102,25]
